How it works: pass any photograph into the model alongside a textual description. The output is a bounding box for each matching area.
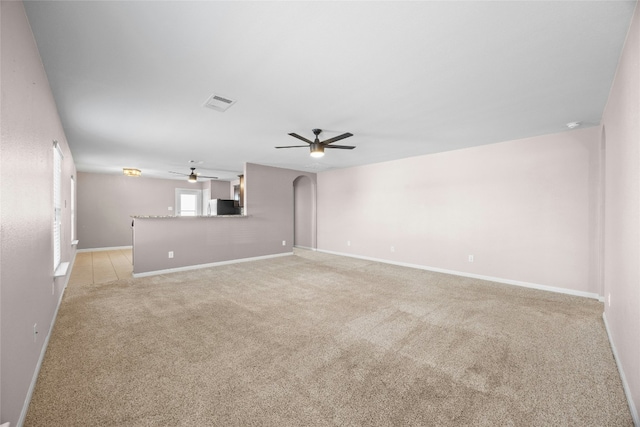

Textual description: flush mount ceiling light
[123,168,141,177]
[566,122,581,129]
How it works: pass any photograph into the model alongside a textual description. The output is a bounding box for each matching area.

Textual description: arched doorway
[293,175,316,249]
[597,126,606,299]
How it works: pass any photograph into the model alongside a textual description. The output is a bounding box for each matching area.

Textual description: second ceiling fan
[169,167,218,183]
[276,128,355,158]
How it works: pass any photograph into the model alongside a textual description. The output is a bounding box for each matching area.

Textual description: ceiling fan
[276,128,355,158]
[168,167,218,183]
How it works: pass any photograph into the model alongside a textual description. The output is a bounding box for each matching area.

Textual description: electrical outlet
[282,240,286,246]
[608,293,611,307]
[33,323,38,342]
[390,246,395,252]
[468,255,474,262]
[347,240,351,246]
[168,206,173,211]
[168,251,174,259]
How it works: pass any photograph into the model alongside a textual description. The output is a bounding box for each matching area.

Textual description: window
[53,141,63,269]
[70,175,75,241]
[180,194,197,216]
[175,189,202,216]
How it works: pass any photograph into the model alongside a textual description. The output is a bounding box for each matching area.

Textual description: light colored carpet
[25,249,632,426]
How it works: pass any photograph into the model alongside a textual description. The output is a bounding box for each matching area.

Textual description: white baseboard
[132,252,294,278]
[77,245,132,253]
[316,249,601,300]
[17,251,76,427]
[294,245,316,251]
[603,313,639,426]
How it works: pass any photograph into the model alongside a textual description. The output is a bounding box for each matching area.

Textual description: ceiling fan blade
[275,145,309,148]
[321,132,354,145]
[288,133,313,144]
[324,145,356,149]
[198,175,218,179]
[169,171,188,176]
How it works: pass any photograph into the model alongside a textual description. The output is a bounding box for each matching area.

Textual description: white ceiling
[24,1,637,181]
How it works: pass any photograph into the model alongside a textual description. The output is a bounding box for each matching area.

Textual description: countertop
[131,215,248,219]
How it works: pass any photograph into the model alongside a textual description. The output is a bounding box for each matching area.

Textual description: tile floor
[68,249,133,286]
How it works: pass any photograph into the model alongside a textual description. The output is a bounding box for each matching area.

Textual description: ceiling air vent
[203,93,236,112]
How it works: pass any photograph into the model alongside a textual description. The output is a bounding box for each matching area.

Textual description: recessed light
[566,122,581,129]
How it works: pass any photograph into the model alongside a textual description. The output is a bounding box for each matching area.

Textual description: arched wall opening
[598,125,606,299]
[293,175,316,250]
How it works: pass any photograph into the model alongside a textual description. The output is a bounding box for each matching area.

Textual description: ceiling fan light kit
[123,168,141,177]
[310,143,325,158]
[276,128,355,157]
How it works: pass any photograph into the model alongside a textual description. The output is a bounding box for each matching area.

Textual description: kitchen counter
[131,215,248,219]
[131,214,289,276]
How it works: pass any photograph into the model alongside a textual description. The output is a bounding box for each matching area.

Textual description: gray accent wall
[294,175,315,249]
[132,163,316,274]
[1,2,77,425]
[201,179,231,201]
[77,172,232,250]
[210,179,232,199]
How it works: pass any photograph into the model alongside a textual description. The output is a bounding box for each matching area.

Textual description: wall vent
[203,93,236,112]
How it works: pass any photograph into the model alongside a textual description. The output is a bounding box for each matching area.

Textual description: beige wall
[318,127,601,296]
[602,1,640,422]
[0,2,77,425]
